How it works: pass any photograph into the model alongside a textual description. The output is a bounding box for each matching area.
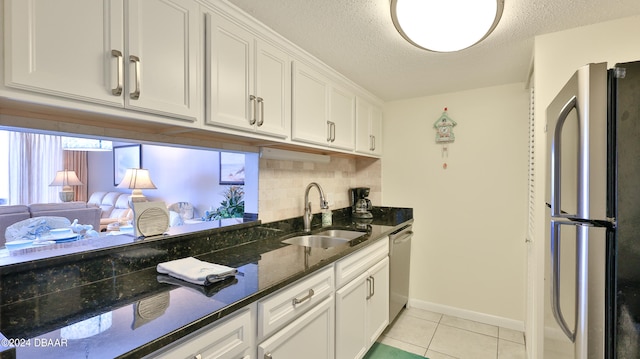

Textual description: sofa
[0,202,101,247]
[87,192,133,231]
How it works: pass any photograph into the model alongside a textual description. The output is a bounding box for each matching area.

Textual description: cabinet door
[258,296,334,359]
[4,0,124,106]
[367,257,389,344]
[291,62,329,146]
[335,272,368,359]
[206,11,254,131]
[126,0,200,121]
[355,97,383,156]
[255,40,290,138]
[329,86,355,150]
[369,106,383,156]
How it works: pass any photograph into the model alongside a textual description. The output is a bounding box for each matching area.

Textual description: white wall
[530,14,640,358]
[382,83,529,328]
[88,143,259,218]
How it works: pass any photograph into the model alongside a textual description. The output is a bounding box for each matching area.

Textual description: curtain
[64,151,89,202]
[8,132,64,205]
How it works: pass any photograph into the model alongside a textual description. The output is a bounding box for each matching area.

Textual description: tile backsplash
[258,156,381,222]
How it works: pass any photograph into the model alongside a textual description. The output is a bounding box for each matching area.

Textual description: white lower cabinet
[146,239,391,359]
[257,295,335,359]
[148,304,256,359]
[335,239,390,359]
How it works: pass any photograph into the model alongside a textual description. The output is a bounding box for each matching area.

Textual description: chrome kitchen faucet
[303,182,328,232]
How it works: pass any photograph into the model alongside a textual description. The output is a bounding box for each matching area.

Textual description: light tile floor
[378,307,527,359]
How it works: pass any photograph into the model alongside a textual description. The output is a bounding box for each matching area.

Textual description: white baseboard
[407,298,525,332]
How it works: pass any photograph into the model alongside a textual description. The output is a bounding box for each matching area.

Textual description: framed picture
[114,145,141,186]
[219,152,245,185]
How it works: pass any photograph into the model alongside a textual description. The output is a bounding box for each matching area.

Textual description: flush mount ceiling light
[390,0,504,52]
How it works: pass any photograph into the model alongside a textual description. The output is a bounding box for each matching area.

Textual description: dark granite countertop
[0,207,412,358]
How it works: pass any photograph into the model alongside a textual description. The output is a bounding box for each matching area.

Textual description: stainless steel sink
[314,229,364,240]
[281,229,365,248]
[281,235,350,248]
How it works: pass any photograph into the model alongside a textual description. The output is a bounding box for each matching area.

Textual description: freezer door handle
[550,95,578,218]
[550,220,577,342]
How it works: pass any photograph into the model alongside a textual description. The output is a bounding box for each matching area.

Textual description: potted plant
[203,186,245,221]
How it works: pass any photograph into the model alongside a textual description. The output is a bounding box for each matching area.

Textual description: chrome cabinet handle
[129,55,141,100]
[366,276,375,300]
[249,95,257,125]
[370,275,375,298]
[331,122,336,142]
[326,121,336,142]
[550,96,577,218]
[292,289,314,305]
[111,50,123,96]
[365,278,371,299]
[264,353,273,359]
[257,97,264,126]
[369,135,376,151]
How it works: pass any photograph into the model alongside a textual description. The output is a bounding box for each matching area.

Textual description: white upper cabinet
[205,10,289,138]
[355,97,383,156]
[291,61,330,145]
[292,61,355,150]
[4,0,124,107]
[4,0,200,121]
[329,85,356,151]
[125,0,200,121]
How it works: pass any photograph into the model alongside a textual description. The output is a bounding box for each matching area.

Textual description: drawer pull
[264,353,273,359]
[292,289,314,305]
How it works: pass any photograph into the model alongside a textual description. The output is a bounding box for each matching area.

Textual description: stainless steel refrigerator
[545,61,640,358]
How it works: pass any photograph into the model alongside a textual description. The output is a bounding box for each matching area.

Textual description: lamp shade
[49,170,83,187]
[390,0,504,52]
[50,169,83,202]
[117,169,157,190]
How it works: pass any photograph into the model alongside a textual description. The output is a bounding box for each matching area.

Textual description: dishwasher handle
[389,226,412,257]
[393,231,413,244]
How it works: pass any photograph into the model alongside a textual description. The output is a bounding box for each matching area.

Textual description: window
[0,130,9,204]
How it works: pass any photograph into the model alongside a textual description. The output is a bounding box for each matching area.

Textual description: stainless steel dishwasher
[388,224,413,322]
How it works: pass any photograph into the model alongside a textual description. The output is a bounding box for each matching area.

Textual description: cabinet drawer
[258,266,334,340]
[335,238,389,289]
[149,304,255,359]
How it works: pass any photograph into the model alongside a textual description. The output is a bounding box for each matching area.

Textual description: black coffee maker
[349,187,373,219]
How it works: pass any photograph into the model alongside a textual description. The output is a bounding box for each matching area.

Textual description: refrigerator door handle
[550,220,577,342]
[550,95,578,218]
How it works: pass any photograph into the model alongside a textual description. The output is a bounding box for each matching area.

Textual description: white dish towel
[157,257,237,286]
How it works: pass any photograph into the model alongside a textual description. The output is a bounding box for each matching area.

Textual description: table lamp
[117,168,157,204]
[50,169,84,202]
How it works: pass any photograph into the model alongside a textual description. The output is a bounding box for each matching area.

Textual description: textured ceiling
[227,0,640,101]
